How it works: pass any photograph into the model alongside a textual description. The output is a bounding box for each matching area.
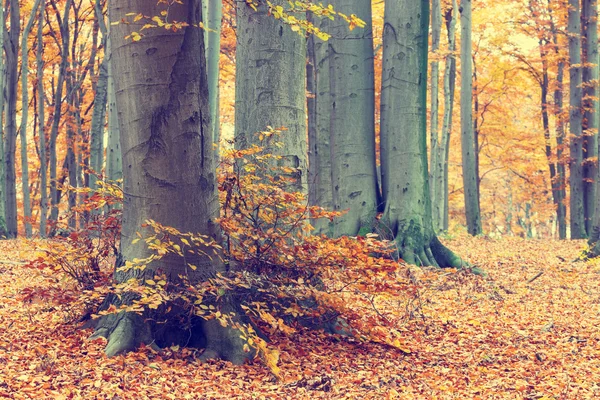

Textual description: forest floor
[0,235,599,399]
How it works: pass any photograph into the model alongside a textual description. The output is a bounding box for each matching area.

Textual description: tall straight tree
[582,0,598,235]
[307,15,333,233]
[235,0,307,193]
[380,0,462,267]
[37,3,47,237]
[308,0,378,237]
[430,0,442,231]
[568,0,586,238]
[202,0,222,159]
[0,0,7,238]
[4,0,20,237]
[431,0,458,233]
[89,0,109,192]
[459,0,482,236]
[19,0,44,238]
[48,0,73,227]
[92,0,248,362]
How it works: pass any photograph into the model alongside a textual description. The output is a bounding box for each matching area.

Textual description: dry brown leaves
[1,235,599,399]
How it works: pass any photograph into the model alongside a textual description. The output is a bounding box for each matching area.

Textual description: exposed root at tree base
[86,296,254,365]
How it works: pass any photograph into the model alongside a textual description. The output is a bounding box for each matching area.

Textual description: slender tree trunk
[235,0,307,193]
[380,0,463,267]
[48,0,72,230]
[430,0,442,231]
[549,2,567,239]
[19,0,43,238]
[38,4,47,237]
[0,1,8,237]
[569,0,586,238]
[202,0,222,160]
[582,0,598,235]
[436,1,458,233]
[4,0,21,238]
[539,40,562,242]
[459,0,482,236]
[89,0,108,192]
[307,16,334,234]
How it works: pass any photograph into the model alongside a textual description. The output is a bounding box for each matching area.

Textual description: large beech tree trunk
[0,0,8,238]
[459,0,482,236]
[568,0,586,238]
[309,0,379,237]
[106,30,122,184]
[235,0,307,193]
[91,0,248,363]
[307,16,334,233]
[380,0,463,267]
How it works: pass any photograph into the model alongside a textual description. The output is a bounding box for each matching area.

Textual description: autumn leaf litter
[0,236,599,399]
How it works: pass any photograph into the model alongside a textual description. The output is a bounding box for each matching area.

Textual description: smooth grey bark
[89,0,108,192]
[568,0,586,238]
[37,4,47,237]
[380,0,462,268]
[549,2,567,239]
[307,16,333,234]
[582,0,598,236]
[49,0,73,228]
[92,0,248,364]
[430,0,442,229]
[432,0,457,233]
[4,0,21,238]
[311,0,378,237]
[459,0,482,236]
[18,0,43,238]
[202,0,222,159]
[106,30,122,184]
[0,0,7,238]
[235,0,307,193]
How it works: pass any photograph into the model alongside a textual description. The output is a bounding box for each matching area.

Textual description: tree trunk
[202,0,222,161]
[430,0,442,231]
[235,0,307,193]
[549,2,567,239]
[19,0,43,238]
[38,4,47,237]
[568,0,586,238]
[307,16,334,234]
[91,0,248,363]
[4,0,20,238]
[433,0,458,233]
[316,0,379,237]
[380,0,463,267]
[582,0,598,236]
[48,0,73,229]
[106,30,122,185]
[539,39,562,243]
[459,0,482,236]
[89,0,108,192]
[0,1,7,238]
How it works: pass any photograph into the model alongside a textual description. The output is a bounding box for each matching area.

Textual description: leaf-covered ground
[1,236,599,399]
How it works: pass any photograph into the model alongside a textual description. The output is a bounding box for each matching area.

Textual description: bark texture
[235,0,307,193]
[380,0,463,267]
[37,4,47,237]
[106,31,122,184]
[92,0,249,364]
[309,0,379,237]
[568,0,586,238]
[0,0,7,238]
[459,0,482,236]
